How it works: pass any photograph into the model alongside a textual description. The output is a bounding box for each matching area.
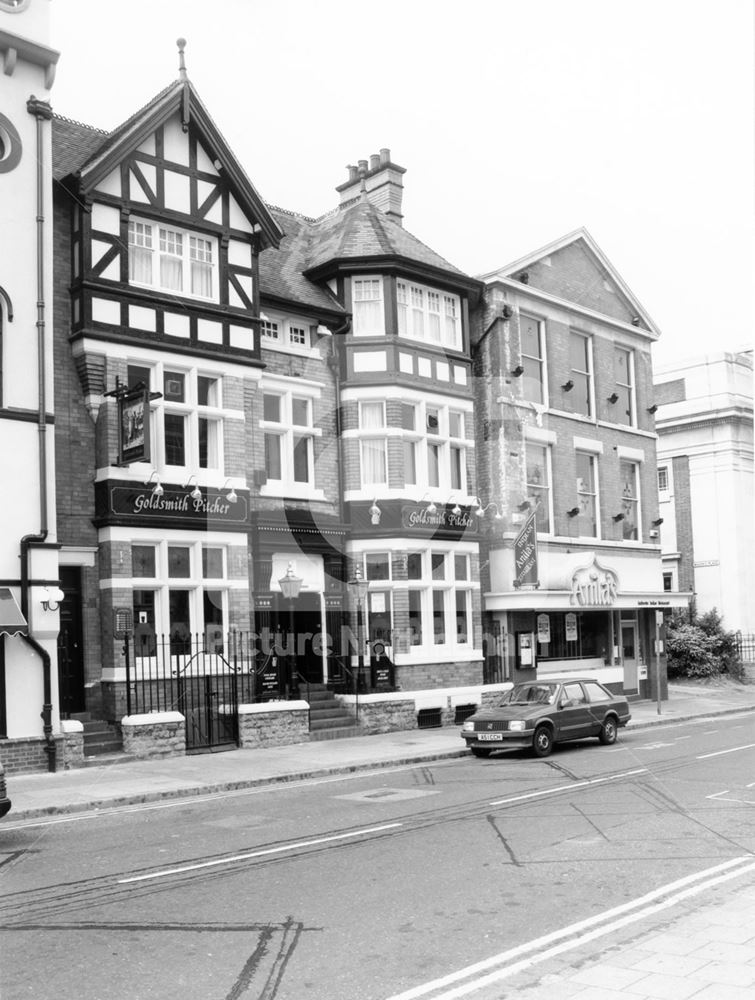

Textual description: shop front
[486,545,690,697]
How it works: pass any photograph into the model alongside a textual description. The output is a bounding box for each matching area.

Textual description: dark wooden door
[58,566,86,715]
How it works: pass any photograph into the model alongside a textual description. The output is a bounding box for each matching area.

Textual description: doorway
[276,592,324,688]
[58,567,86,716]
[621,621,639,693]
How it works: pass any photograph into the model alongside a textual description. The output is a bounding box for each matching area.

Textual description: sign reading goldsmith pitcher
[98,480,249,528]
[513,510,539,588]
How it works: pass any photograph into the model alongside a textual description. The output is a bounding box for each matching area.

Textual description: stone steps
[306,684,357,738]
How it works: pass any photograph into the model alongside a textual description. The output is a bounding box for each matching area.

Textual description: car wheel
[599,716,618,745]
[471,747,493,758]
[533,726,553,757]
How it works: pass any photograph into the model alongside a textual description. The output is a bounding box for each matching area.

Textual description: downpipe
[21,97,56,772]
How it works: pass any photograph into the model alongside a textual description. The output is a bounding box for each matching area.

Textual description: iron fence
[735,632,755,663]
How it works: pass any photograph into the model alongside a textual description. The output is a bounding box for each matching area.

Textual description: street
[1,715,754,1000]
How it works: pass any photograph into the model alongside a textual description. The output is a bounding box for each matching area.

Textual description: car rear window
[583,681,613,702]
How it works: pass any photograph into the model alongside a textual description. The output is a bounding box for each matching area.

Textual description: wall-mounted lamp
[144,471,163,496]
[369,499,382,525]
[419,493,437,515]
[222,478,238,503]
[451,501,462,516]
[647,404,658,414]
[517,500,531,512]
[607,393,619,404]
[40,585,65,612]
[631,316,640,326]
[182,474,202,501]
[475,500,502,520]
[561,380,574,392]
[652,517,664,527]
[510,365,524,378]
[612,512,625,522]
[567,507,580,518]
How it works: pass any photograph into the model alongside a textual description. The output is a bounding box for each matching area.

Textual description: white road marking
[384,856,755,1000]
[634,742,675,750]
[675,735,691,740]
[707,789,755,805]
[489,768,647,807]
[117,822,402,884]
[697,743,755,759]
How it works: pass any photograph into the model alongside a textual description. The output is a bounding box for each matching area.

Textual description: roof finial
[177,38,188,81]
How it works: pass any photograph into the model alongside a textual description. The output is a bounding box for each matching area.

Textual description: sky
[49,0,754,368]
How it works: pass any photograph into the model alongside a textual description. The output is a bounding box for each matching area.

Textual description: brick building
[47,60,486,739]
[655,349,754,633]
[473,230,690,698]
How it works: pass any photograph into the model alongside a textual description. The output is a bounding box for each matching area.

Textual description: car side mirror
[560,699,572,708]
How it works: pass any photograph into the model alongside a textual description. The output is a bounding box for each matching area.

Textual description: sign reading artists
[513,510,539,588]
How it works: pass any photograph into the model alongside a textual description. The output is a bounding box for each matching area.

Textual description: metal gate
[125,632,252,752]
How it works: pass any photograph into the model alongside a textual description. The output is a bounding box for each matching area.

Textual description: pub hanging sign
[513,510,539,589]
[117,383,153,465]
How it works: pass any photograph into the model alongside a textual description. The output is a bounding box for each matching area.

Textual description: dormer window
[128,217,217,302]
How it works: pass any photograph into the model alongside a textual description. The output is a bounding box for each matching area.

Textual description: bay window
[405,549,473,650]
[128,217,217,301]
[353,277,385,336]
[396,279,461,350]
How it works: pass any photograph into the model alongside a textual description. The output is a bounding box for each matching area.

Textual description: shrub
[666,607,743,680]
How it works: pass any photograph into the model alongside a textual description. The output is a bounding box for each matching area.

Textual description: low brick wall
[352,696,417,734]
[237,702,310,748]
[0,736,55,775]
[121,712,186,758]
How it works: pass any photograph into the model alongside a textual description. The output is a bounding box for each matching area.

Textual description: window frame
[619,459,641,541]
[575,451,599,538]
[519,313,546,405]
[352,276,385,337]
[396,278,462,350]
[261,387,320,494]
[260,313,313,352]
[569,331,593,417]
[613,345,636,426]
[127,216,218,302]
[358,400,388,487]
[526,441,552,534]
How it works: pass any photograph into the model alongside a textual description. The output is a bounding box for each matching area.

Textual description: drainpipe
[21,96,56,772]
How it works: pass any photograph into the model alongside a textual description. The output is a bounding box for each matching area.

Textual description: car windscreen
[502,684,557,705]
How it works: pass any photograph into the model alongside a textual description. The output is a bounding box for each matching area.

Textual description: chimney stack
[336,148,406,225]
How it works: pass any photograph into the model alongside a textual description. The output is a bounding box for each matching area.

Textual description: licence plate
[477,733,503,741]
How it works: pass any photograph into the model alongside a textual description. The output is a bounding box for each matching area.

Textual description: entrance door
[276,592,324,693]
[58,567,86,716]
[621,621,639,693]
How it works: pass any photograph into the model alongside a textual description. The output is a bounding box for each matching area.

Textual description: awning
[484,589,693,613]
[0,587,28,637]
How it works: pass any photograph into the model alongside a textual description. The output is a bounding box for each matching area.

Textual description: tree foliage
[666,606,743,680]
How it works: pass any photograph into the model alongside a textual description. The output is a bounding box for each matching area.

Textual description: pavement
[3,680,755,1000]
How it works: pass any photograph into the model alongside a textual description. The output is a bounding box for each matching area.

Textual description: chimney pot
[347,164,358,181]
[370,153,380,170]
[379,147,390,164]
[358,159,368,174]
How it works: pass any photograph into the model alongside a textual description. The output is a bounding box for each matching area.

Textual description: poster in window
[370,592,386,614]
[119,384,151,465]
[537,614,551,644]
[565,612,578,642]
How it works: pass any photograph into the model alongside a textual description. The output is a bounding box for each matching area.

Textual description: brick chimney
[336,148,406,225]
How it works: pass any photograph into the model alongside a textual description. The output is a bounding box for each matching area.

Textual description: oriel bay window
[400,400,470,495]
[353,277,385,336]
[396,279,461,350]
[128,217,217,301]
[359,401,387,487]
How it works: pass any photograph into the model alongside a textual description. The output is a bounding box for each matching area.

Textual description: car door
[556,681,593,740]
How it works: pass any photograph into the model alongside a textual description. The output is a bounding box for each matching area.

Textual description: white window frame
[131,539,229,643]
[575,451,600,538]
[405,548,474,651]
[619,459,642,541]
[519,313,547,406]
[260,312,314,353]
[128,216,218,302]
[658,465,671,498]
[396,279,462,350]
[525,441,552,534]
[358,400,388,487]
[129,361,225,479]
[352,276,385,337]
[260,383,322,498]
[613,345,636,427]
[569,331,594,418]
[402,401,470,498]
